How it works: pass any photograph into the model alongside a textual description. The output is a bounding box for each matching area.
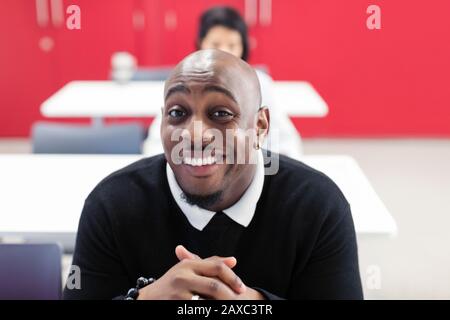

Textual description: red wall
[277,0,450,137]
[1,0,450,137]
[0,0,138,136]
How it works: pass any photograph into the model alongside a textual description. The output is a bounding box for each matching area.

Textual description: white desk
[272,81,328,117]
[41,80,328,120]
[0,154,396,252]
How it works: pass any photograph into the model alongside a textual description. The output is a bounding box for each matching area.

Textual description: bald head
[164,49,262,112]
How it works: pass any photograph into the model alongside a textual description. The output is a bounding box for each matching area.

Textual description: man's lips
[181,163,220,177]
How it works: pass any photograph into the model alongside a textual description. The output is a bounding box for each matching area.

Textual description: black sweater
[63,153,363,300]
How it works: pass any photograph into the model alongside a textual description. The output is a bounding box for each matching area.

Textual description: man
[64,50,363,300]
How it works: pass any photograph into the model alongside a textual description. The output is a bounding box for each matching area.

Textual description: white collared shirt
[166,150,265,231]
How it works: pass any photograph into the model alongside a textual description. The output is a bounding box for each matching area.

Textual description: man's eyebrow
[203,85,237,103]
[165,84,191,100]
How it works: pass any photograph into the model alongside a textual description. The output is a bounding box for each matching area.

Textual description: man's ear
[256,106,270,141]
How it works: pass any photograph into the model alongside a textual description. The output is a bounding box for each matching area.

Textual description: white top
[166,150,265,231]
[0,154,397,237]
[41,80,328,118]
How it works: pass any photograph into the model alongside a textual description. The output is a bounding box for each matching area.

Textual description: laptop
[0,243,62,300]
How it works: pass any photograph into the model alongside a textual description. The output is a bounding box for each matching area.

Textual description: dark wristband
[124,277,156,300]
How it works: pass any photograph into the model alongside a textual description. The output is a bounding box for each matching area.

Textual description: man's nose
[182,117,215,149]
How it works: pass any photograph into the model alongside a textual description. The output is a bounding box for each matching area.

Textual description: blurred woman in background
[143,6,303,159]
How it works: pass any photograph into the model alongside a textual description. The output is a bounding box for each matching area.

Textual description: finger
[175,245,200,261]
[175,246,237,268]
[221,256,237,268]
[191,259,246,294]
[188,274,238,300]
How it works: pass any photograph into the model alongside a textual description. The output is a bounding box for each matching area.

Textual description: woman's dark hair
[197,6,249,61]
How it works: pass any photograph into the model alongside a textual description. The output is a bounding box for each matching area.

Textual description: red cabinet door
[0,0,137,136]
[52,0,136,83]
[0,0,59,137]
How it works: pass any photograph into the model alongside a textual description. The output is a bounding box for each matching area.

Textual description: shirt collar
[166,150,265,231]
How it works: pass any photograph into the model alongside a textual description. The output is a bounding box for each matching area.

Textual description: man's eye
[168,109,186,118]
[212,110,233,118]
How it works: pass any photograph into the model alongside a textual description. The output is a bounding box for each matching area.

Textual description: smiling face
[161,50,269,211]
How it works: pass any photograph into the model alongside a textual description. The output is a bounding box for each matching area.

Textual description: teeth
[207,156,216,165]
[183,156,217,166]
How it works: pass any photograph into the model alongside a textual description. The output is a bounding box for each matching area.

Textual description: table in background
[40,81,329,126]
[0,154,396,252]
